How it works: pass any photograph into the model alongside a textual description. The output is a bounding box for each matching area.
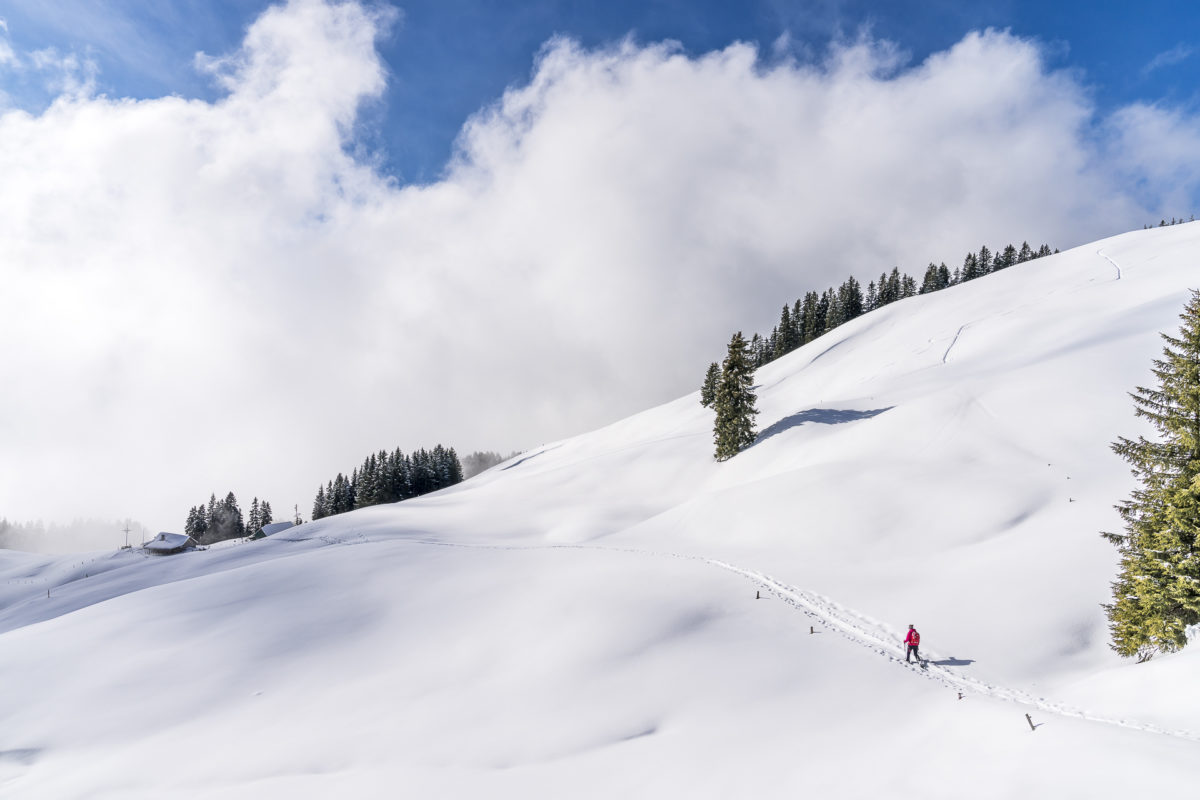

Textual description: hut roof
[145,532,194,553]
[260,521,294,537]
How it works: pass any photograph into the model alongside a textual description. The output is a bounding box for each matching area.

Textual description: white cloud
[0,1,1197,528]
[1105,102,1200,215]
[0,18,100,101]
[28,47,98,96]
[1142,43,1193,75]
[0,18,14,66]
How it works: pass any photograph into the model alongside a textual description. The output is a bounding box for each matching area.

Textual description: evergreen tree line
[311,445,464,520]
[1143,216,1194,229]
[1103,289,1200,660]
[704,240,1055,377]
[185,493,273,545]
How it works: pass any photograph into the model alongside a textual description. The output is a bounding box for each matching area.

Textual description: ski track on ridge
[1097,249,1122,280]
[386,534,1199,745]
[942,324,967,364]
[941,250,1120,367]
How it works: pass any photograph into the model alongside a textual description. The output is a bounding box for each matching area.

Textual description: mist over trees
[0,517,150,553]
[461,450,522,479]
[184,493,273,545]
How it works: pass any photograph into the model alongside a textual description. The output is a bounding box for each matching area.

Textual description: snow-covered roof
[259,521,294,537]
[144,532,193,552]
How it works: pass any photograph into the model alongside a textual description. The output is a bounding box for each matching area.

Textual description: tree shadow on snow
[754,407,893,446]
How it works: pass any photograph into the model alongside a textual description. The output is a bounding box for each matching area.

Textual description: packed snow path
[402,536,1200,744]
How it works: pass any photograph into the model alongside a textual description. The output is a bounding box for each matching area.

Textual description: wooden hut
[249,521,295,541]
[144,532,197,555]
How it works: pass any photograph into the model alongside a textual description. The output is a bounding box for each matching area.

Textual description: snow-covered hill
[3,224,1199,797]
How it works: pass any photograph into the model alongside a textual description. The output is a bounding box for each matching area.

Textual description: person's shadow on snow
[929,656,975,667]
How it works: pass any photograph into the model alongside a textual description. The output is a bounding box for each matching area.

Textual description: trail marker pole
[1025,714,1037,732]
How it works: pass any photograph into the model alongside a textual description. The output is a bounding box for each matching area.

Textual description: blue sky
[3,0,1198,183]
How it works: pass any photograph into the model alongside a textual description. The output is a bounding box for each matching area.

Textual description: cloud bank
[1,0,1197,528]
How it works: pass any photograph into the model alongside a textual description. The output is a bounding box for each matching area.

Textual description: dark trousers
[906,644,920,662]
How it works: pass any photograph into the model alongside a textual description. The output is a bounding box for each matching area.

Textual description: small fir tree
[712,332,758,461]
[1103,289,1200,659]
[700,362,721,407]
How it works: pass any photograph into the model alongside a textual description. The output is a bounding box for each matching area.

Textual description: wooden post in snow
[1025,714,1036,732]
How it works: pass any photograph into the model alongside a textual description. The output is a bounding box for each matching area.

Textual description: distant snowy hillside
[2,224,1199,797]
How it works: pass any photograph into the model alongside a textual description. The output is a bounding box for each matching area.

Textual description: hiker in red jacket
[904,624,921,663]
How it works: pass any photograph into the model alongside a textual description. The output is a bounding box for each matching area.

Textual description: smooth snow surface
[3,225,1200,797]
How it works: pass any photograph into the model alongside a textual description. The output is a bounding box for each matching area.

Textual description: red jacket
[905,629,920,646]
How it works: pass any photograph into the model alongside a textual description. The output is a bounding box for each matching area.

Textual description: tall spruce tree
[885,268,902,303]
[996,243,1018,271]
[976,245,992,276]
[919,263,941,294]
[712,332,758,461]
[801,291,821,343]
[247,498,262,536]
[313,485,328,520]
[961,252,979,282]
[1103,289,1200,659]
[749,333,766,367]
[773,305,796,358]
[839,277,864,321]
[824,289,844,331]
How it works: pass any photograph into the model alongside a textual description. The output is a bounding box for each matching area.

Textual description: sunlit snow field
[2,224,1199,797]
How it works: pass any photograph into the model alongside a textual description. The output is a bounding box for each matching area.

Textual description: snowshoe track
[393,534,1199,744]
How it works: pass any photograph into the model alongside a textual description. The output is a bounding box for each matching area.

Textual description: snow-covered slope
[3,224,1200,797]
